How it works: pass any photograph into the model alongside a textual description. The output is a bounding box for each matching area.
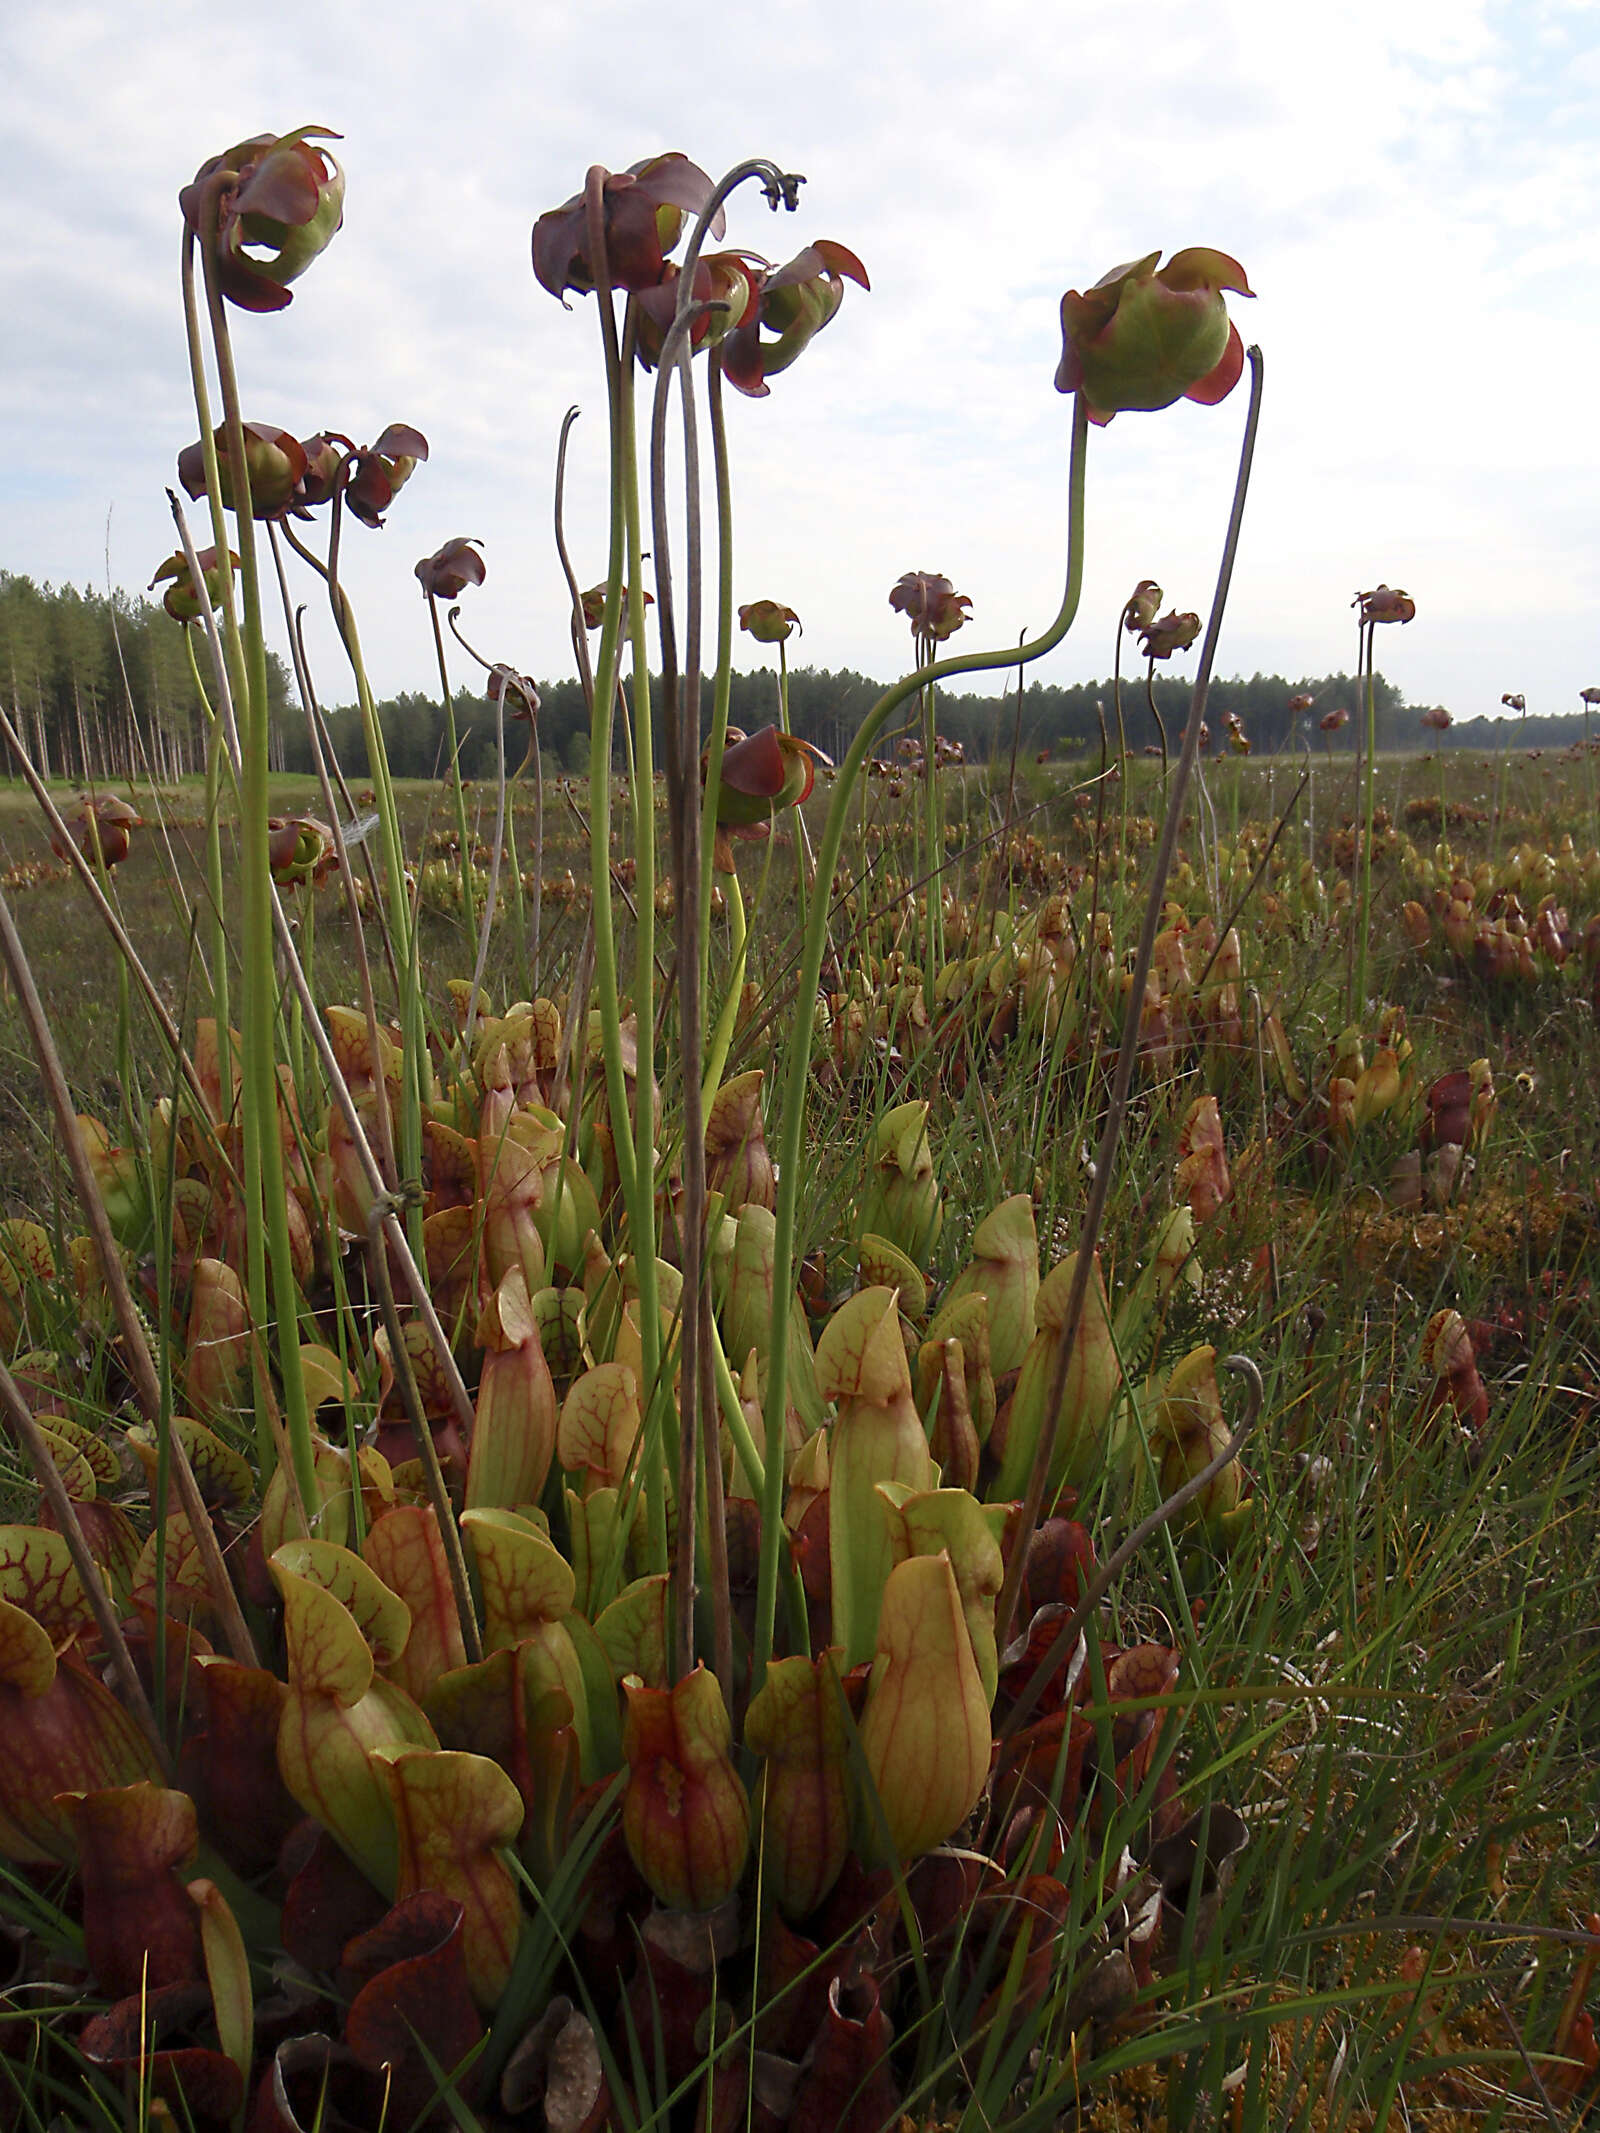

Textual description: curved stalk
[181,621,233,1045]
[266,526,399,1189]
[425,590,479,934]
[991,349,1265,1660]
[191,206,316,1515]
[1352,615,1377,1020]
[647,295,711,1676]
[316,490,426,1263]
[752,393,1093,1678]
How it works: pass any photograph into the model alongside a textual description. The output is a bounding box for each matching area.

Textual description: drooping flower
[1420,704,1453,732]
[532,155,723,303]
[295,432,348,510]
[1123,580,1163,634]
[711,724,822,833]
[1138,609,1201,661]
[721,241,869,397]
[1501,693,1526,713]
[635,250,762,368]
[148,547,238,623]
[1320,706,1351,734]
[180,128,345,313]
[267,816,335,888]
[738,600,801,644]
[579,583,653,632]
[889,572,971,644]
[1055,248,1254,425]
[1354,585,1416,626]
[343,426,429,529]
[177,423,308,520]
[52,795,142,871]
[486,666,540,722]
[416,538,486,601]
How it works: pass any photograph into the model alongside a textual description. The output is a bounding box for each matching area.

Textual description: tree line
[0,572,292,783]
[4,573,1593,788]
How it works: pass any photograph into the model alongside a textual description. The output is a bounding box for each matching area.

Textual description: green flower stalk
[753,395,1092,1684]
[889,571,971,979]
[1350,583,1415,1018]
[739,599,810,926]
[417,537,488,936]
[180,146,319,1513]
[537,166,671,1573]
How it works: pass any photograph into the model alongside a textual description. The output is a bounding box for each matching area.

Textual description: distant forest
[0,571,291,782]
[3,572,1594,787]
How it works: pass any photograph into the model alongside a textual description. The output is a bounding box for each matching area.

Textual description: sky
[2,0,1597,725]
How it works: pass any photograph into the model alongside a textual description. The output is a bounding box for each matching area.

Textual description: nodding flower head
[1056,248,1253,425]
[181,127,344,313]
[738,599,801,645]
[532,154,723,302]
[342,425,428,529]
[720,240,869,397]
[889,571,971,644]
[53,794,142,870]
[176,422,307,519]
[1138,609,1201,661]
[148,546,237,622]
[635,250,763,368]
[1354,585,1416,626]
[1123,580,1163,633]
[579,582,653,632]
[415,538,486,601]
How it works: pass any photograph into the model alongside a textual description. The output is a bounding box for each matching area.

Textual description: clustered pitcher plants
[0,137,1275,2130]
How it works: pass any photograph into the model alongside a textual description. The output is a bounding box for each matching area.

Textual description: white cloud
[1,0,1597,722]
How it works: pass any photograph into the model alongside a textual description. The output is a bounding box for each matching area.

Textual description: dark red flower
[295,431,349,509]
[1123,580,1163,633]
[1354,585,1416,625]
[343,424,428,529]
[416,537,487,600]
[714,724,820,828]
[532,154,723,302]
[177,422,307,519]
[180,128,344,313]
[1139,609,1201,660]
[721,241,869,397]
[579,582,653,631]
[889,571,971,644]
[635,250,763,368]
[488,666,541,722]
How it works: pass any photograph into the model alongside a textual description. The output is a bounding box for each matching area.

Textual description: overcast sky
[2,0,1596,724]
